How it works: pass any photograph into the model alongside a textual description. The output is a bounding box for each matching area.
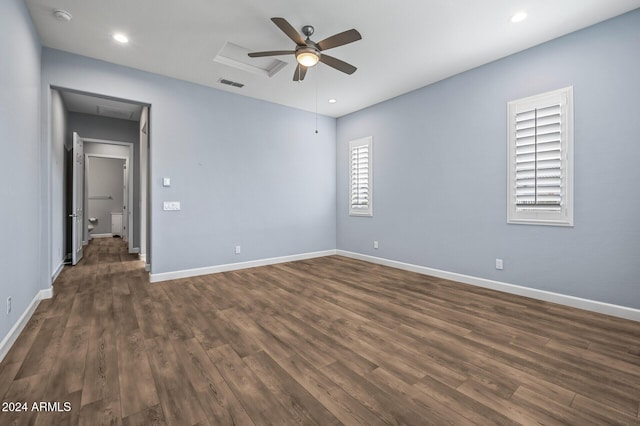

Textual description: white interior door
[122,161,128,244]
[71,132,84,265]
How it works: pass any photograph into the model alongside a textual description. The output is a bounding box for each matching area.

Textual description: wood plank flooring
[1,237,639,425]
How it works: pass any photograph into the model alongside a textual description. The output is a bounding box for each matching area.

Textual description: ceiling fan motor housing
[302,25,315,38]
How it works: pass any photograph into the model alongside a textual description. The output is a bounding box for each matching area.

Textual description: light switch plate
[163,177,171,187]
[163,201,180,211]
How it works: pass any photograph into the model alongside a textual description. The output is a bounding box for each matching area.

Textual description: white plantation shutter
[351,146,369,206]
[349,137,373,216]
[508,87,573,226]
[514,104,562,210]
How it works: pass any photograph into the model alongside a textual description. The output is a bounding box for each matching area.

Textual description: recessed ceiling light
[511,12,528,23]
[113,33,129,44]
[328,99,337,104]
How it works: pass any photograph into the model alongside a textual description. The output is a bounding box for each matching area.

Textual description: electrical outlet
[374,241,379,249]
[6,297,11,314]
[235,245,241,255]
[495,259,504,270]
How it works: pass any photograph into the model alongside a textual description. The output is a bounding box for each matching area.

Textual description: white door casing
[82,138,134,253]
[122,161,128,243]
[71,132,84,265]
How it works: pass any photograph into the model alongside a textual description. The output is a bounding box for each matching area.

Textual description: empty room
[1,0,639,424]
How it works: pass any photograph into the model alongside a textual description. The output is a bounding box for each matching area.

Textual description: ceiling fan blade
[248,50,294,58]
[271,17,306,46]
[316,29,362,51]
[293,64,308,81]
[319,54,357,75]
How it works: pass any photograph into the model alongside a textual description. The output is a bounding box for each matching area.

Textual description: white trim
[150,250,337,283]
[507,86,574,226]
[51,262,64,284]
[213,55,287,78]
[0,288,54,363]
[131,247,140,254]
[140,253,146,263]
[91,233,113,238]
[336,250,640,322]
[84,148,134,252]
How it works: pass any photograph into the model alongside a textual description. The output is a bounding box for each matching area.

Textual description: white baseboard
[40,287,53,299]
[51,262,64,284]
[91,233,113,238]
[150,249,337,283]
[0,288,53,363]
[337,250,640,322]
[130,247,140,254]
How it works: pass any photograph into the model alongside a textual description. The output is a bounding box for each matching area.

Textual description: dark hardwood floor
[1,238,639,425]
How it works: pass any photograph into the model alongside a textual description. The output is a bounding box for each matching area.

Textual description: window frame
[349,136,373,217]
[507,86,574,227]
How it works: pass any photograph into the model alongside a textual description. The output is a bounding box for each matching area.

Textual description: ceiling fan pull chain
[315,67,319,134]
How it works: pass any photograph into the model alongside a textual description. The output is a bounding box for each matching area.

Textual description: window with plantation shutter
[349,136,373,216]
[507,87,573,226]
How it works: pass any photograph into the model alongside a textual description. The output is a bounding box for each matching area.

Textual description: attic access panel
[214,42,287,77]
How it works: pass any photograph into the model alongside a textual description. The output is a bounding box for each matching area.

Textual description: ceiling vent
[218,78,245,88]
[214,42,287,78]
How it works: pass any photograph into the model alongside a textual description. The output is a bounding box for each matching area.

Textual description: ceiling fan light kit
[248,17,361,81]
[296,48,320,67]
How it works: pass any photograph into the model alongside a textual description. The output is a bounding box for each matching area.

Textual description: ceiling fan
[248,17,362,81]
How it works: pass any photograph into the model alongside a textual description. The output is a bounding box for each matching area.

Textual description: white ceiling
[60,90,143,121]
[25,0,640,118]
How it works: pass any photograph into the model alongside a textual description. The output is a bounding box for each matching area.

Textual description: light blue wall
[337,10,640,309]
[0,0,42,340]
[69,112,140,144]
[41,48,337,275]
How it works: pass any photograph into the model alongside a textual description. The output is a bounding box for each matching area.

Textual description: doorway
[85,152,129,240]
[51,88,151,277]
[83,139,134,252]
